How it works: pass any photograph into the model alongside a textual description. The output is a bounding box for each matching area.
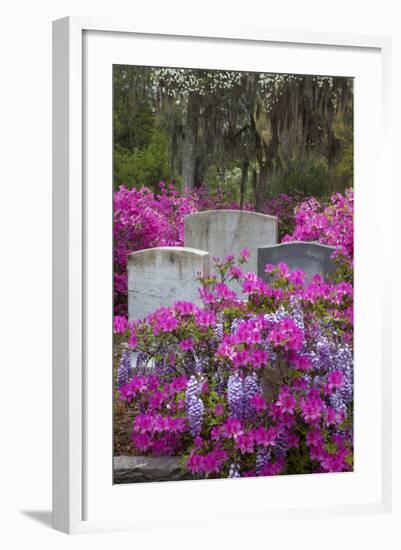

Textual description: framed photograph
[52,16,392,534]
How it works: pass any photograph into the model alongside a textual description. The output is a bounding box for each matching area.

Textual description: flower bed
[115,253,353,480]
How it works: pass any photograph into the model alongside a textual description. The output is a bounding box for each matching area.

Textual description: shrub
[115,255,353,478]
[113,183,198,315]
[283,188,354,268]
[262,192,306,239]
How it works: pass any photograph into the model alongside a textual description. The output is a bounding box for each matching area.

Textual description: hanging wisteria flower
[243,373,262,418]
[228,463,241,478]
[117,350,131,388]
[227,373,246,419]
[186,376,204,437]
[256,447,271,474]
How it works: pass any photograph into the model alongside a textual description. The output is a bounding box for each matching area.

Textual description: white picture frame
[52,16,392,534]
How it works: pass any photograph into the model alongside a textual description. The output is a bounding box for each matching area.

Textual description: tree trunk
[326,108,338,194]
[251,167,258,207]
[194,153,206,189]
[182,93,199,189]
[240,159,249,208]
[255,161,269,211]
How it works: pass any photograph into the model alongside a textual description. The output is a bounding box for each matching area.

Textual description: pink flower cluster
[217,321,271,370]
[263,192,306,239]
[116,251,353,478]
[119,373,187,404]
[113,183,198,315]
[283,188,354,267]
[268,318,304,352]
[187,447,229,475]
[133,413,187,435]
[119,374,189,456]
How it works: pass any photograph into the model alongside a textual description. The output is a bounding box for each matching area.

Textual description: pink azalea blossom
[222,417,243,438]
[250,394,267,412]
[328,370,345,389]
[180,338,194,352]
[235,432,255,454]
[229,266,245,279]
[195,310,217,328]
[306,429,324,447]
[251,425,277,446]
[264,263,275,274]
[276,388,297,414]
[251,348,269,369]
[299,393,326,423]
[113,315,128,333]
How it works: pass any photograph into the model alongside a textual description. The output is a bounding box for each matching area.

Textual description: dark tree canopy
[113,65,353,209]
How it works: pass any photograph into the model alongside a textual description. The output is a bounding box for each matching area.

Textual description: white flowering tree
[152,69,352,204]
[114,65,353,207]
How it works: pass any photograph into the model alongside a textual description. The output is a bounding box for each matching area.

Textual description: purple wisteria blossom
[227,372,263,420]
[329,345,353,415]
[289,295,305,330]
[117,350,131,388]
[135,351,149,372]
[256,447,271,474]
[243,373,262,419]
[228,463,241,478]
[186,376,204,437]
[227,373,246,419]
[310,323,353,415]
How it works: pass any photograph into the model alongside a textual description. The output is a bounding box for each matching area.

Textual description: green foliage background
[113,65,353,203]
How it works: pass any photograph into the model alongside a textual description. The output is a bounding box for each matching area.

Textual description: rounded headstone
[127,246,210,321]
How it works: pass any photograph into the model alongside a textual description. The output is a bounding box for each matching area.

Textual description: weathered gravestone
[184,210,278,287]
[257,241,337,285]
[128,246,210,321]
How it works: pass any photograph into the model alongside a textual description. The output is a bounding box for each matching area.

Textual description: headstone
[257,241,337,285]
[127,246,210,321]
[184,210,278,281]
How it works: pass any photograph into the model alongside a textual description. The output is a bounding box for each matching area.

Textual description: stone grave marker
[184,210,278,289]
[257,241,337,285]
[127,246,210,321]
